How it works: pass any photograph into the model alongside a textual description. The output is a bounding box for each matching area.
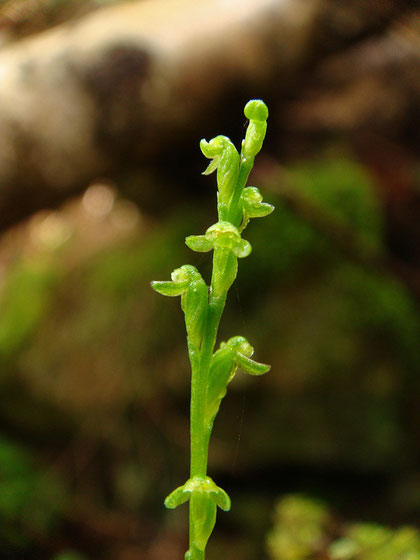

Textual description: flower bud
[242,99,268,160]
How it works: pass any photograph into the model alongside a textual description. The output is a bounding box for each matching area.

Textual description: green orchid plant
[152,100,273,559]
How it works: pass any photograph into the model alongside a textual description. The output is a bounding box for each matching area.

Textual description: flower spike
[151,100,273,560]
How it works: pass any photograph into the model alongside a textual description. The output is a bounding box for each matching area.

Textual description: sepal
[164,484,190,509]
[151,280,188,297]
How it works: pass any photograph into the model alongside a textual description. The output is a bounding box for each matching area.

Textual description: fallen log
[0,0,319,229]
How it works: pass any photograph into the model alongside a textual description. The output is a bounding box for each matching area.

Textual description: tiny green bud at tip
[244,99,268,123]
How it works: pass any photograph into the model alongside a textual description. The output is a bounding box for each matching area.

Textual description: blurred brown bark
[0,0,417,232]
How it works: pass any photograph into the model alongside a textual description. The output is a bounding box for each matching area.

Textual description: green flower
[240,186,274,230]
[151,265,208,349]
[165,477,231,560]
[164,475,230,511]
[206,336,270,429]
[186,222,251,258]
[200,136,240,213]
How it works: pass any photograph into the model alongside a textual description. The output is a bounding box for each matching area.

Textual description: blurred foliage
[267,495,420,560]
[247,156,383,282]
[330,524,420,560]
[0,435,66,552]
[0,258,59,363]
[267,495,330,559]
[53,552,87,560]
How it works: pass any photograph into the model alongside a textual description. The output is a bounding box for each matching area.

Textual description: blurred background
[0,0,419,558]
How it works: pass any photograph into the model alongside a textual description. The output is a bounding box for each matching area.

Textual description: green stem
[188,249,229,558]
[189,292,226,476]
